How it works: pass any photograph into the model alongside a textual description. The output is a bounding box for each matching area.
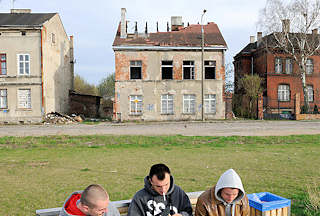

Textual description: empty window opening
[205,61,216,79]
[162,60,173,79]
[130,60,142,79]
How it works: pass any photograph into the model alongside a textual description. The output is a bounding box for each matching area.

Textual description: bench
[36,191,203,216]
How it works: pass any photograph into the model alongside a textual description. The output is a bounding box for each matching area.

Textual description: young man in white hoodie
[195,169,249,216]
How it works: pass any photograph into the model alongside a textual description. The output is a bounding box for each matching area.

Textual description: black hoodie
[127,175,193,216]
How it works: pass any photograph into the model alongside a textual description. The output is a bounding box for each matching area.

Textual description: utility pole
[201,9,206,121]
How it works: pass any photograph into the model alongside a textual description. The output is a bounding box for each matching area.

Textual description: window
[162,60,173,79]
[285,58,292,74]
[0,89,7,109]
[51,33,56,44]
[161,94,173,114]
[307,85,314,102]
[130,60,142,79]
[130,95,142,115]
[18,89,31,109]
[205,61,216,79]
[275,58,282,74]
[204,94,216,113]
[306,59,313,75]
[18,54,30,75]
[183,94,196,114]
[21,31,26,36]
[183,61,195,79]
[278,85,290,102]
[0,54,6,75]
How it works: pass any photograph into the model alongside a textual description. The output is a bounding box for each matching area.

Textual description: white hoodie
[214,169,245,216]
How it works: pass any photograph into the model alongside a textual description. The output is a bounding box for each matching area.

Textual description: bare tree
[225,63,234,93]
[258,0,320,111]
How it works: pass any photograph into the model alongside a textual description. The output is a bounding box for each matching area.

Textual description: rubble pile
[44,112,83,124]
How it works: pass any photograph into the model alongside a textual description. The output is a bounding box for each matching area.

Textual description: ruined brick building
[234,25,320,118]
[112,8,227,121]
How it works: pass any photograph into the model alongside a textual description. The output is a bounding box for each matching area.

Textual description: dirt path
[1,120,320,137]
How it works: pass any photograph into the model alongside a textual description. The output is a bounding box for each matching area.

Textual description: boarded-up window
[205,61,216,79]
[18,89,31,109]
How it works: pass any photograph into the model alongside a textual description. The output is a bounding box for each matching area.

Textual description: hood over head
[144,175,175,196]
[215,169,245,204]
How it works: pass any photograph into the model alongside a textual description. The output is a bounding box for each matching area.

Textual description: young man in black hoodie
[127,163,193,216]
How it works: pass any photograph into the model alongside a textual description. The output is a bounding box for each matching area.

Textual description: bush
[313,105,319,114]
[301,105,308,114]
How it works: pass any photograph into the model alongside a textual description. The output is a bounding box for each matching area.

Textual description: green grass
[0,135,319,215]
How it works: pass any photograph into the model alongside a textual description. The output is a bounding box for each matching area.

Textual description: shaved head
[80,184,109,208]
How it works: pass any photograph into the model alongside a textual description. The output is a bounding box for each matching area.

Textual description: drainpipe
[40,28,45,117]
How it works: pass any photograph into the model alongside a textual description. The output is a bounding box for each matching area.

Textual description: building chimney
[120,8,127,38]
[171,16,183,31]
[145,22,148,34]
[250,36,255,43]
[257,32,262,41]
[282,19,290,33]
[312,28,318,35]
[11,9,31,14]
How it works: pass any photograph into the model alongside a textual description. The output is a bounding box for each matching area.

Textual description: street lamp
[201,9,206,121]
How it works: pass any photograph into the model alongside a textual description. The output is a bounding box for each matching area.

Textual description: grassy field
[0,135,319,215]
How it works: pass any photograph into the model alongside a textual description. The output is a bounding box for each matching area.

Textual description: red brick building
[233,31,320,119]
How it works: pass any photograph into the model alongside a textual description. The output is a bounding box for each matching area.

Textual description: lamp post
[201,9,206,121]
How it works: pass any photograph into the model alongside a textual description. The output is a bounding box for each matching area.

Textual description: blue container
[247,192,291,211]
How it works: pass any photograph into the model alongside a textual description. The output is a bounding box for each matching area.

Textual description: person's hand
[170,214,182,216]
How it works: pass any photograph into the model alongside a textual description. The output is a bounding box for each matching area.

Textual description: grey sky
[0,0,267,85]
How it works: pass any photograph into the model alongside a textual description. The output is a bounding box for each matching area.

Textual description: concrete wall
[0,29,43,122]
[42,14,73,114]
[114,50,226,121]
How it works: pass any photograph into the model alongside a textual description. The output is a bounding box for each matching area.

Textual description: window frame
[275,57,282,74]
[17,89,31,109]
[130,60,142,80]
[183,94,196,114]
[204,60,216,79]
[161,94,174,114]
[204,94,216,114]
[183,61,195,80]
[17,54,30,76]
[0,54,7,75]
[306,59,313,75]
[285,58,292,74]
[130,95,143,115]
[306,85,314,102]
[161,60,173,80]
[278,84,290,102]
[0,89,8,109]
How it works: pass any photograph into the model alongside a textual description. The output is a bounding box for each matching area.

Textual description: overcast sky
[0,0,267,85]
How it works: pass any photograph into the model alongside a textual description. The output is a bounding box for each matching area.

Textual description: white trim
[113,45,227,51]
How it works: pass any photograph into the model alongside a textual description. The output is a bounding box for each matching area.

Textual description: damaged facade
[113,8,227,121]
[0,9,74,123]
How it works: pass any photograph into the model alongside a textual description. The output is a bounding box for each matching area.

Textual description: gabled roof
[0,13,56,27]
[113,22,227,49]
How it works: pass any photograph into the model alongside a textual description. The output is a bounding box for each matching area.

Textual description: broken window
[183,61,195,79]
[18,89,31,109]
[307,85,314,102]
[130,60,142,79]
[130,95,142,115]
[0,54,7,75]
[204,94,216,114]
[183,94,196,114]
[0,89,7,109]
[18,54,30,75]
[162,60,173,79]
[161,94,173,114]
[204,61,216,79]
[275,58,282,74]
[306,59,313,75]
[285,58,292,74]
[278,84,290,102]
